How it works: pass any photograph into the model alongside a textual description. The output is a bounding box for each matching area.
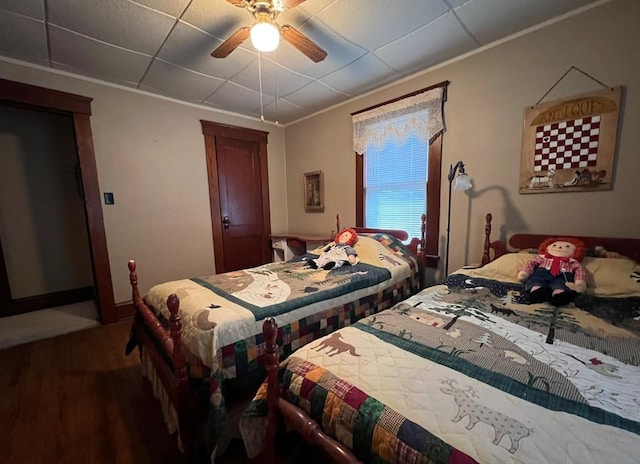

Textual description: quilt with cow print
[143,233,420,371]
[240,279,640,463]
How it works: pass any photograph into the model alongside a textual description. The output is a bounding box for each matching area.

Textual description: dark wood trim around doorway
[0,78,116,323]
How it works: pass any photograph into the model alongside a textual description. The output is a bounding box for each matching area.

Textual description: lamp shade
[454,173,472,191]
[250,21,280,52]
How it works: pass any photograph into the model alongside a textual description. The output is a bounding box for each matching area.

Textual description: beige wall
[1,0,638,306]
[0,60,287,303]
[283,0,640,284]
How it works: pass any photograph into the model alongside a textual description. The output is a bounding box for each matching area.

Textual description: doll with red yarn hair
[517,237,587,306]
[307,228,360,270]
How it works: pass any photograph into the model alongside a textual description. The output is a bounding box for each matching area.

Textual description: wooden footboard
[128,260,204,458]
[263,317,362,464]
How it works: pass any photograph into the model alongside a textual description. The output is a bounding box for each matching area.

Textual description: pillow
[518,248,539,255]
[453,253,532,284]
[586,245,631,260]
[454,253,640,298]
[582,257,640,297]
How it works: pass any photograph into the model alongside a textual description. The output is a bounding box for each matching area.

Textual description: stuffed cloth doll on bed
[306,228,360,270]
[517,237,587,306]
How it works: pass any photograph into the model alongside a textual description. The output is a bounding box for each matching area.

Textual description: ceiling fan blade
[211,27,251,58]
[281,0,307,8]
[225,0,246,6]
[280,25,327,63]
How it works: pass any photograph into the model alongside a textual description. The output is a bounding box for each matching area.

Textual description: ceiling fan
[211,0,327,63]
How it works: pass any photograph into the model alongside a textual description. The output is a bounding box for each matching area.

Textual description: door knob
[222,216,230,230]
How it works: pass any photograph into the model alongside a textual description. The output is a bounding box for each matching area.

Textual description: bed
[126,216,426,458]
[240,213,640,464]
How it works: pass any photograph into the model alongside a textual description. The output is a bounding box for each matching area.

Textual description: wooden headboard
[481,213,640,264]
[336,213,426,259]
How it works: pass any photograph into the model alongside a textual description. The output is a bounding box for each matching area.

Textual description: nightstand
[270,233,332,262]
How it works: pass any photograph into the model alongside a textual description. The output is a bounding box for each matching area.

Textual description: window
[353,83,447,267]
[364,135,427,241]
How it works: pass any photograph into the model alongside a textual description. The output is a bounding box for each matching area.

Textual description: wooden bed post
[262,316,363,464]
[127,260,195,457]
[420,213,426,254]
[128,260,142,305]
[167,294,187,381]
[263,316,280,464]
[482,213,492,265]
[166,294,194,456]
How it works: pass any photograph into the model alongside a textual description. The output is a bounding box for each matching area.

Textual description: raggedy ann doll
[306,228,360,270]
[517,237,587,306]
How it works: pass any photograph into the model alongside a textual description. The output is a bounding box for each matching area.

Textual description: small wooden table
[270,233,333,261]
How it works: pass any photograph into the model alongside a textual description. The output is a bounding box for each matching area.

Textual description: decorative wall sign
[303,170,324,212]
[519,86,621,194]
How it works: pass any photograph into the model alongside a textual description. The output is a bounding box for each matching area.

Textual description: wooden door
[201,121,271,273]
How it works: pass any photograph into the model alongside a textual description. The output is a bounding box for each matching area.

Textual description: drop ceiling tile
[276,2,311,27]
[0,0,45,19]
[229,56,314,97]
[321,53,398,94]
[159,21,255,80]
[273,20,367,79]
[48,0,175,55]
[261,97,305,124]
[455,0,598,45]
[141,58,225,102]
[297,0,336,17]
[132,0,191,17]
[49,25,151,85]
[205,80,273,115]
[283,80,348,112]
[0,10,48,64]
[376,11,477,74]
[317,0,450,51]
[181,0,248,40]
[0,0,604,123]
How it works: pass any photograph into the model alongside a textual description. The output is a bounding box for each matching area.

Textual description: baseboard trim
[116,301,135,320]
[2,286,95,317]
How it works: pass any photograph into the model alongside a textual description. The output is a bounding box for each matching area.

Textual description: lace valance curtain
[352,86,445,155]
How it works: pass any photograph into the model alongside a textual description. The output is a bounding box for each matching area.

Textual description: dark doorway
[0,105,94,317]
[0,78,116,323]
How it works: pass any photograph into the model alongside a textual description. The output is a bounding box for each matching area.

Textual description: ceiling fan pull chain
[258,51,265,122]
[273,50,279,127]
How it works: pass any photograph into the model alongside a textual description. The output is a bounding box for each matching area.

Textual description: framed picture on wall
[303,171,324,212]
[519,86,622,194]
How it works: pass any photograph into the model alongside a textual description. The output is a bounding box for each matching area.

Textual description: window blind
[365,134,427,241]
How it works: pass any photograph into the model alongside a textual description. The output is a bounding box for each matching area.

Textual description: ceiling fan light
[250,21,280,52]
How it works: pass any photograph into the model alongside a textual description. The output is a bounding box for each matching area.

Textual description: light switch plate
[104,192,115,205]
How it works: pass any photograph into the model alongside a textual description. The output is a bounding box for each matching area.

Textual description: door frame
[0,78,116,323]
[200,120,271,273]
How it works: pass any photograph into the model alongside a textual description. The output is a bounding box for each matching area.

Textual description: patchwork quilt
[137,233,421,454]
[240,276,640,463]
[143,233,420,372]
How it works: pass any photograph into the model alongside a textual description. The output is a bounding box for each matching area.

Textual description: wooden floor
[0,318,334,464]
[0,320,261,464]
